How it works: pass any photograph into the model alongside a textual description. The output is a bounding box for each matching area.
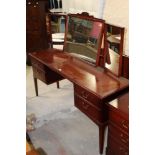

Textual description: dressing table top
[29,49,129,100]
[108,92,129,116]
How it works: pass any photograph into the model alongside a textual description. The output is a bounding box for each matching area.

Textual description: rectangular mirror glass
[105,23,125,76]
[63,13,104,66]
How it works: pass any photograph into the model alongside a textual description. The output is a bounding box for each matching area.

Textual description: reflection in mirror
[64,13,104,66]
[105,23,124,76]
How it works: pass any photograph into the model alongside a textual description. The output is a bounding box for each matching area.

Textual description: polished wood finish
[29,49,129,154]
[26,0,49,65]
[31,55,64,95]
[30,50,128,99]
[34,77,38,96]
[122,55,129,79]
[106,92,129,155]
[29,12,129,154]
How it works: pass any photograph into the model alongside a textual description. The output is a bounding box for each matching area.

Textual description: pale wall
[62,0,100,17]
[103,0,129,55]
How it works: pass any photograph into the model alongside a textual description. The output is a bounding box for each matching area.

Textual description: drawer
[109,110,129,132]
[32,67,46,83]
[74,95,107,124]
[33,66,64,84]
[31,58,46,71]
[74,84,101,105]
[109,123,129,147]
[107,134,129,155]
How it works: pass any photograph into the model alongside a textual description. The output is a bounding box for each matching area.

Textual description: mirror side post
[102,23,110,68]
[96,21,106,67]
[118,27,125,76]
[63,15,69,52]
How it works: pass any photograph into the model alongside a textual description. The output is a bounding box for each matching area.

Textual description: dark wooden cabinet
[26,0,49,65]
[106,93,129,155]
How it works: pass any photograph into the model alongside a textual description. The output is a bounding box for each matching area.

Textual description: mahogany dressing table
[29,13,129,154]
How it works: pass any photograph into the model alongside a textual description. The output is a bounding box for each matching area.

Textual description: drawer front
[109,123,129,147]
[107,135,129,155]
[31,58,45,71]
[74,84,101,105]
[31,58,64,84]
[32,67,46,83]
[74,95,106,124]
[109,110,129,132]
[32,66,64,84]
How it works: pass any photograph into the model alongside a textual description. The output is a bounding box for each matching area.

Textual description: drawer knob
[121,138,128,144]
[28,2,31,4]
[81,91,89,99]
[120,147,128,154]
[120,133,123,137]
[121,120,128,129]
[82,102,89,110]
[119,147,124,151]
[34,5,36,7]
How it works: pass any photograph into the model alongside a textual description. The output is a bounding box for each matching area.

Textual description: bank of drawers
[31,58,64,84]
[109,110,129,133]
[74,84,108,125]
[106,134,128,155]
[106,93,129,155]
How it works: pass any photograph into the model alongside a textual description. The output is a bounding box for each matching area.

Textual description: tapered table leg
[34,78,38,96]
[99,124,106,154]
[56,81,59,89]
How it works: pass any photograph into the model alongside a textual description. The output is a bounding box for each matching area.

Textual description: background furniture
[106,92,129,155]
[26,0,49,65]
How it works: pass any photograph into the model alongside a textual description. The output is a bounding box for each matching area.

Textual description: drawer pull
[81,91,89,99]
[119,147,124,151]
[82,102,89,110]
[120,133,124,138]
[119,146,128,154]
[121,138,127,144]
[28,2,31,4]
[34,5,36,7]
[121,120,128,129]
[36,2,39,4]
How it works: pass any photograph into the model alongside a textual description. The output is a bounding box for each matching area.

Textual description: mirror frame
[103,23,125,77]
[63,12,105,66]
